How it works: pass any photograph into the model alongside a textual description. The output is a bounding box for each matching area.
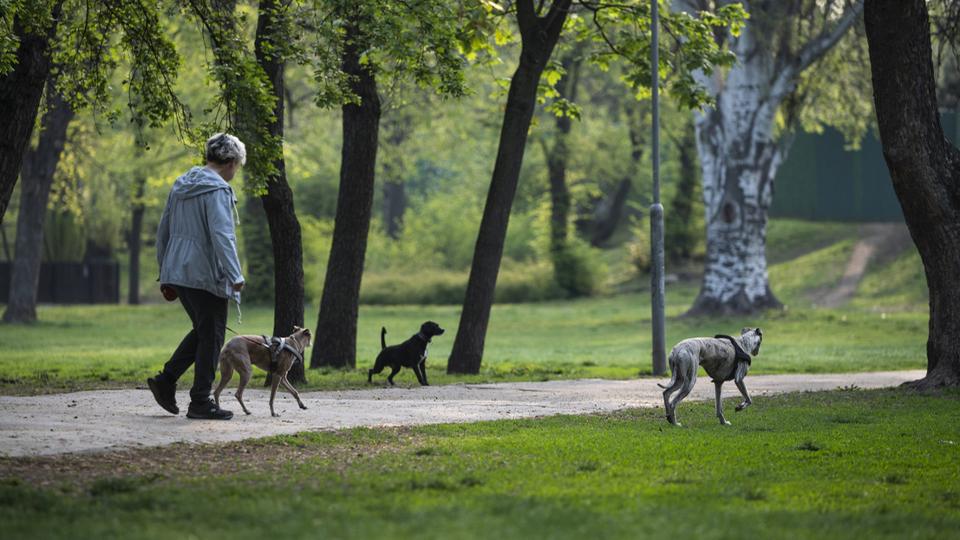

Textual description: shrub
[551,238,607,297]
[358,262,565,305]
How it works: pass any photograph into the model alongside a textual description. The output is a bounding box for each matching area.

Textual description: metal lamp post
[650,0,667,376]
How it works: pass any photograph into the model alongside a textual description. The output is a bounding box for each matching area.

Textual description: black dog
[368,321,444,386]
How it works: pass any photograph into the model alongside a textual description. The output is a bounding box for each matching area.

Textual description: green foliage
[179,0,282,193]
[0,0,60,75]
[42,210,84,262]
[359,263,564,306]
[52,0,186,133]
[626,215,651,273]
[306,0,485,109]
[551,237,607,297]
[572,2,747,109]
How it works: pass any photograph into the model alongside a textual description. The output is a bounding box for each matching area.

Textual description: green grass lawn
[0,293,926,394]
[2,388,958,539]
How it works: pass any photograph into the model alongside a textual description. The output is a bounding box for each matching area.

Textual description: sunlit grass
[2,389,958,539]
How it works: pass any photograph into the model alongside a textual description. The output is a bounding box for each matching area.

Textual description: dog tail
[657,351,677,389]
[380,327,387,350]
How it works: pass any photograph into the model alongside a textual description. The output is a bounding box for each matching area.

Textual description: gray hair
[205,133,247,165]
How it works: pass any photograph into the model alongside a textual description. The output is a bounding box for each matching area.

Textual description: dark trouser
[158,286,227,406]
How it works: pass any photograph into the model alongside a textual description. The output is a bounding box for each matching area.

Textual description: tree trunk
[127,174,146,305]
[687,106,783,315]
[685,20,786,316]
[0,3,64,224]
[447,0,570,374]
[311,22,380,369]
[586,102,644,247]
[380,109,412,240]
[865,0,960,388]
[545,53,581,293]
[241,197,275,304]
[674,0,862,315]
[255,0,305,383]
[382,180,406,240]
[665,119,700,263]
[3,83,73,323]
[589,177,631,247]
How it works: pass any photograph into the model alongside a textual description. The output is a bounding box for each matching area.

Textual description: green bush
[626,216,651,274]
[359,262,565,305]
[552,238,607,297]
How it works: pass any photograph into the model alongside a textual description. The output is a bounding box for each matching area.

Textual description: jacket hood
[170,166,233,200]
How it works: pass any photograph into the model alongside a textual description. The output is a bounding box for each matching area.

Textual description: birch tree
[675,0,864,315]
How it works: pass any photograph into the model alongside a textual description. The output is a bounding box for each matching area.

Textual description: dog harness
[714,334,751,382]
[261,335,304,374]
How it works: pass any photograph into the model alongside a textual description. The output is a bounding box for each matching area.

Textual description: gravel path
[0,370,923,457]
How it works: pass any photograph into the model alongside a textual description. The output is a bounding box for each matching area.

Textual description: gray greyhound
[659,327,762,426]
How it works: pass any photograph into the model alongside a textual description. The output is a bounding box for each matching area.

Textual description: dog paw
[244,410,251,416]
[299,404,308,410]
[271,413,280,418]
[721,420,732,426]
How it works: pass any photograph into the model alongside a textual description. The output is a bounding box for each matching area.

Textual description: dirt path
[0,370,923,457]
[814,223,913,308]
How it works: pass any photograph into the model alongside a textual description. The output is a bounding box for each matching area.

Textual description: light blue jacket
[157,166,244,302]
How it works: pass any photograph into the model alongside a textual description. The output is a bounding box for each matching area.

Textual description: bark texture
[665,119,700,263]
[447,0,571,374]
[544,52,581,293]
[678,0,862,315]
[127,174,146,305]
[865,0,960,388]
[380,109,412,240]
[254,0,305,383]
[3,84,73,323]
[582,101,644,247]
[0,3,64,224]
[311,22,380,369]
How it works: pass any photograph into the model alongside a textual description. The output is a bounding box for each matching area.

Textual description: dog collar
[416,332,431,343]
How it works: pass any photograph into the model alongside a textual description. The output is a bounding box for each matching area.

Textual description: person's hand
[232,281,245,292]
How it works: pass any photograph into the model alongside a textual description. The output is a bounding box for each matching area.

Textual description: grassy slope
[2,389,958,539]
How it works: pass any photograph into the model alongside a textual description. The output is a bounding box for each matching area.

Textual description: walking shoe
[186,400,234,420]
[147,375,178,415]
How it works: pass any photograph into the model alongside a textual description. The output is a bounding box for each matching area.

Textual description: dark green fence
[771,111,959,222]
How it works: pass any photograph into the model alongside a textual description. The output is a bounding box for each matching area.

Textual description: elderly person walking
[147,133,246,420]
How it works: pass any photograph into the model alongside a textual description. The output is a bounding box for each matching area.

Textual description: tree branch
[771,0,863,98]
[516,0,537,35]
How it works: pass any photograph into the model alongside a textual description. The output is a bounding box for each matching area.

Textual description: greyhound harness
[713,334,751,382]
[261,335,304,374]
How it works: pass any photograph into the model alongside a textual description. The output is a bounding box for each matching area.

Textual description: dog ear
[741,327,751,335]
